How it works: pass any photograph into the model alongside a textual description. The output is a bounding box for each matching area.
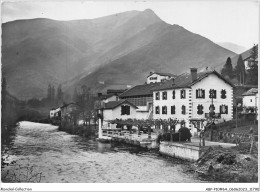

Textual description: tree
[221,57,234,79]
[246,44,258,85]
[234,54,246,85]
[47,84,52,102]
[75,85,95,126]
[56,84,63,105]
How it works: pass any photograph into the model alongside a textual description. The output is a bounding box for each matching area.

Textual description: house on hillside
[153,68,234,135]
[147,72,176,84]
[241,88,258,119]
[97,100,138,133]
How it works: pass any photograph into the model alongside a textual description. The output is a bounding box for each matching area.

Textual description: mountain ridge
[2,9,236,99]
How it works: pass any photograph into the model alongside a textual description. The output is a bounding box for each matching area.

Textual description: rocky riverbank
[184,144,258,182]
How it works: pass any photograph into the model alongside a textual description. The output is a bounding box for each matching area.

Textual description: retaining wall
[159,142,201,161]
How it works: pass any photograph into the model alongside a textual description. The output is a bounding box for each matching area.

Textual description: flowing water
[2,121,202,183]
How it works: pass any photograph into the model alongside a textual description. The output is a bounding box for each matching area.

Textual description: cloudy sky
[1,0,259,49]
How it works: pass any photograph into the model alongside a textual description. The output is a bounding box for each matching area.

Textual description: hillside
[216,42,247,54]
[2,9,236,99]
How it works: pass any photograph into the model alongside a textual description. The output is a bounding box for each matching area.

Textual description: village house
[152,68,234,135]
[119,82,160,119]
[241,88,258,119]
[98,100,138,129]
[147,71,176,84]
[50,107,61,118]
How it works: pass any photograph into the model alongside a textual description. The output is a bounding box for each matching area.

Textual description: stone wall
[159,142,201,161]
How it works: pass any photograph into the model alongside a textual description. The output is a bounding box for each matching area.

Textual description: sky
[1,0,259,49]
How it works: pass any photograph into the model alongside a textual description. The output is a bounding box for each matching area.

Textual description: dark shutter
[181,90,186,99]
[196,89,198,98]
[225,106,228,114]
[202,90,205,98]
[126,105,130,115]
[182,105,186,114]
[171,105,175,114]
[197,104,203,115]
[221,89,227,99]
[172,90,175,99]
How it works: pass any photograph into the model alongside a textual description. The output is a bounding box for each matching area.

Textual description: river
[2,121,202,183]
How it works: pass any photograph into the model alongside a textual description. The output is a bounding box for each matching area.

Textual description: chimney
[150,71,153,75]
[190,68,197,82]
[98,93,102,97]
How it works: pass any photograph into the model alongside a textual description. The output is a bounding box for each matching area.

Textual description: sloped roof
[104,100,138,109]
[242,88,258,96]
[153,70,234,91]
[100,93,116,100]
[147,72,176,78]
[119,82,161,97]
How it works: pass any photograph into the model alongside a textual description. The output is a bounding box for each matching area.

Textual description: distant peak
[144,9,155,13]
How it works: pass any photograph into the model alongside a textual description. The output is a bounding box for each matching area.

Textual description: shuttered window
[171,105,175,114]
[121,105,130,115]
[155,106,160,114]
[162,106,167,114]
[197,104,204,115]
[220,105,228,114]
[181,105,186,115]
[221,89,227,99]
[155,92,160,100]
[162,91,167,100]
[180,90,186,99]
[209,89,217,99]
[196,89,205,98]
[172,90,175,99]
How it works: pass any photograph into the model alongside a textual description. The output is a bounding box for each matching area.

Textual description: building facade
[153,69,234,135]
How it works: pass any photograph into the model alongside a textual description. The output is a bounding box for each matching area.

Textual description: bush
[178,127,192,141]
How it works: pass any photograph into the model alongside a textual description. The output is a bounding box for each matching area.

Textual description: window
[155,92,160,100]
[172,90,175,99]
[250,99,252,102]
[181,105,186,115]
[162,106,167,114]
[197,104,204,115]
[196,89,205,98]
[220,105,228,114]
[209,89,217,99]
[150,77,157,80]
[171,105,175,114]
[180,90,186,99]
[221,89,227,99]
[121,105,130,115]
[155,106,160,114]
[209,104,215,112]
[162,91,167,100]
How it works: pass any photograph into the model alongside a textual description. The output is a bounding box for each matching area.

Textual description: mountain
[2,9,236,99]
[217,42,247,54]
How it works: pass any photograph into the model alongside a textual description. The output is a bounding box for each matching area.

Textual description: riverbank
[184,144,258,183]
[58,122,97,138]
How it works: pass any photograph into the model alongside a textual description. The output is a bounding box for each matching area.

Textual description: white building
[98,100,138,136]
[147,72,176,84]
[153,68,234,135]
[242,88,258,108]
[242,88,258,119]
[50,107,61,118]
